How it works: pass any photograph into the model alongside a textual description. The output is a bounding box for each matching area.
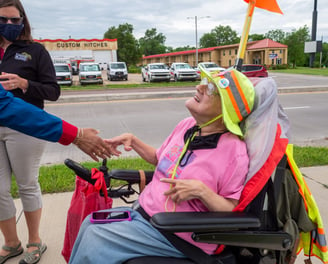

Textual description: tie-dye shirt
[139,117,249,254]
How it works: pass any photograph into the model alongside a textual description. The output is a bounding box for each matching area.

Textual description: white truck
[141,63,171,82]
[170,62,197,82]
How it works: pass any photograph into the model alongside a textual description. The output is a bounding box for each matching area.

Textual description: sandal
[19,241,47,264]
[0,242,24,264]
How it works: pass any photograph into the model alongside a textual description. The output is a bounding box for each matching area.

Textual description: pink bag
[62,168,113,262]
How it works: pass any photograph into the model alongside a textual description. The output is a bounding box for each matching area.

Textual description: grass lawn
[270,67,328,76]
[60,80,198,91]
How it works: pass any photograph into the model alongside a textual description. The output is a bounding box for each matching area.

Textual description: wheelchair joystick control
[99,159,110,187]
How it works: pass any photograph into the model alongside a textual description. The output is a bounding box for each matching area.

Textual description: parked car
[79,63,103,85]
[198,62,225,74]
[142,63,171,82]
[107,62,128,81]
[193,67,201,80]
[54,63,72,86]
[241,64,268,78]
[170,62,197,82]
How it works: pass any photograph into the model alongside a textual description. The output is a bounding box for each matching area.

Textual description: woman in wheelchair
[69,66,256,264]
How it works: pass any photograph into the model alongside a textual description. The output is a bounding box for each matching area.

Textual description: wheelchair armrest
[150,211,260,233]
[150,212,293,251]
[109,169,154,184]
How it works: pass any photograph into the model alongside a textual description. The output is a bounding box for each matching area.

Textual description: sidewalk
[1,166,327,264]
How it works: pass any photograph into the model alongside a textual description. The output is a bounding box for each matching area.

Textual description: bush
[128,65,142,73]
[268,64,289,70]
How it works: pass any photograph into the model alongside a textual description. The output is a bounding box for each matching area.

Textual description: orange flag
[244,0,283,14]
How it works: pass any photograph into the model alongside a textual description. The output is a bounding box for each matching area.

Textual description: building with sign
[142,38,288,68]
[35,38,118,70]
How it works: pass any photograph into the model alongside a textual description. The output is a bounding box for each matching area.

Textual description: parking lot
[72,71,142,85]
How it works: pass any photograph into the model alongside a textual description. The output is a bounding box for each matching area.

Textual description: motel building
[142,38,288,68]
[35,38,118,70]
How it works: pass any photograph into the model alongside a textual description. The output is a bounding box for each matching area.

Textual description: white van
[54,63,72,86]
[107,62,128,81]
[79,63,103,85]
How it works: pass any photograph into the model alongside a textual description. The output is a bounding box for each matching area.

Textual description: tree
[265,29,286,43]
[104,23,141,66]
[200,25,239,48]
[139,28,167,56]
[199,33,218,48]
[283,26,310,68]
[248,34,265,41]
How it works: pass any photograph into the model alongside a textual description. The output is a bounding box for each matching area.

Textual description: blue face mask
[0,23,24,42]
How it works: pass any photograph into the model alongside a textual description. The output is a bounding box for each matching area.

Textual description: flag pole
[235,0,256,71]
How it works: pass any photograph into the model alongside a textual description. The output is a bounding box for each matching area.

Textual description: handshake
[73,130,140,162]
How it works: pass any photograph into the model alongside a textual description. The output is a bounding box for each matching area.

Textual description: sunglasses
[0,16,23,25]
[200,78,219,96]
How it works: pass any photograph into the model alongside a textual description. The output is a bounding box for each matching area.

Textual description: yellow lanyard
[164,114,223,212]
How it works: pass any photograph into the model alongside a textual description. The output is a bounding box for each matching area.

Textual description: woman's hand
[161,178,204,205]
[73,128,118,162]
[104,133,134,156]
[161,178,238,211]
[105,133,158,165]
[0,72,28,92]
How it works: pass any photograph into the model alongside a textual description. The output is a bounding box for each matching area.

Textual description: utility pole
[187,16,210,67]
[309,0,318,68]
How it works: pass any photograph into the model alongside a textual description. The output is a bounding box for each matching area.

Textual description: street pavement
[1,81,328,264]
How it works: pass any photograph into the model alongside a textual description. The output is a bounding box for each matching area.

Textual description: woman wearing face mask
[0,0,60,263]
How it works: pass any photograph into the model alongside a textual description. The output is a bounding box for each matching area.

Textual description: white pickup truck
[141,63,171,82]
[170,62,197,82]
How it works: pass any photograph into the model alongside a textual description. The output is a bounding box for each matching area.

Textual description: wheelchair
[64,152,303,264]
[64,77,323,264]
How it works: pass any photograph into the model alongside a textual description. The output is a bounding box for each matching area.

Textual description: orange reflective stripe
[318,227,326,235]
[231,71,252,114]
[314,241,328,253]
[226,86,243,121]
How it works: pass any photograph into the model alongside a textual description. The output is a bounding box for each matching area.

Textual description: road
[41,91,328,165]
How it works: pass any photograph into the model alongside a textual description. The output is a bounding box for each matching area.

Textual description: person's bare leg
[24,208,42,253]
[0,217,22,256]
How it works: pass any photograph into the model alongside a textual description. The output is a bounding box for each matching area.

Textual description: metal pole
[195,16,198,67]
[310,0,318,68]
[320,35,323,68]
[187,15,209,66]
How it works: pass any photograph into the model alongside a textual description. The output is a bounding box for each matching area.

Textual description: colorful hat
[199,65,255,136]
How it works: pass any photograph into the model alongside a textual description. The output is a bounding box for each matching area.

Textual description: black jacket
[0,40,60,109]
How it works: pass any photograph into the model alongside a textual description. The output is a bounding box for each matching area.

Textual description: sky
[21,0,328,48]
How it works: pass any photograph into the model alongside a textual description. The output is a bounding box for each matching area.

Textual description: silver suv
[170,62,197,82]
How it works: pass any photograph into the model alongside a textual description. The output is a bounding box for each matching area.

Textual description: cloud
[21,0,328,46]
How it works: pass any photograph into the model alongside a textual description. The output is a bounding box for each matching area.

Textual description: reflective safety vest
[286,144,328,263]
